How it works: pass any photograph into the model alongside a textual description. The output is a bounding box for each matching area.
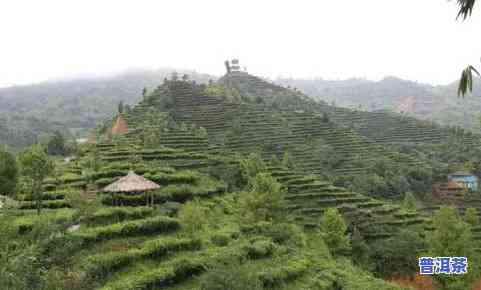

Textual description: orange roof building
[111,115,129,135]
[433,180,464,198]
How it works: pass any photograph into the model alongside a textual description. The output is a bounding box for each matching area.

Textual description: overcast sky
[1,0,480,88]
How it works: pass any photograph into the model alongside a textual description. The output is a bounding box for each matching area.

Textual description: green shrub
[320,208,350,256]
[402,192,417,211]
[101,194,148,207]
[102,256,206,290]
[465,207,479,226]
[240,221,305,248]
[76,216,180,243]
[146,171,199,185]
[91,170,127,180]
[239,152,266,186]
[83,207,154,226]
[18,200,71,210]
[143,237,202,259]
[42,184,57,191]
[265,223,306,247]
[95,178,116,187]
[258,259,310,288]
[239,173,285,222]
[370,227,425,278]
[160,180,227,202]
[86,237,201,279]
[19,192,65,201]
[199,262,262,290]
[17,222,34,234]
[178,199,208,235]
[40,233,85,268]
[87,250,139,279]
[245,238,275,259]
[211,232,232,247]
[240,221,273,235]
[59,173,83,183]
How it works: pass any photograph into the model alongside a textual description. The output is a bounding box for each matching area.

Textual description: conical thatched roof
[111,115,129,135]
[103,171,160,193]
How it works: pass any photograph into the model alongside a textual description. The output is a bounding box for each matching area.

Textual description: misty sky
[1,0,481,88]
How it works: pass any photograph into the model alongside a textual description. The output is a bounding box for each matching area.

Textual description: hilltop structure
[224,58,245,74]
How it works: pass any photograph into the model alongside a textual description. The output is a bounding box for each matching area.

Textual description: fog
[1,0,480,87]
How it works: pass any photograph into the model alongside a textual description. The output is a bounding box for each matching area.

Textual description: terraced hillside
[1,134,415,289]
[267,165,427,240]
[12,70,479,289]
[316,105,451,145]
[108,76,429,182]
[222,72,481,150]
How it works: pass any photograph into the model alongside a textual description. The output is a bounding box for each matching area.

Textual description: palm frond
[458,65,480,97]
[455,0,477,20]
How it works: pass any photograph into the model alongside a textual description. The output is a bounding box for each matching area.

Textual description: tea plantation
[2,71,481,289]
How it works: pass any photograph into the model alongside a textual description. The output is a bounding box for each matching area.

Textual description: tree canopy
[18,144,54,214]
[46,131,67,156]
[0,147,18,196]
[320,208,350,256]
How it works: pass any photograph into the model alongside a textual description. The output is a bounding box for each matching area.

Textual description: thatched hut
[104,171,160,206]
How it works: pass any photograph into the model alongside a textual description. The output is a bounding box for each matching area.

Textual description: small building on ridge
[448,171,478,191]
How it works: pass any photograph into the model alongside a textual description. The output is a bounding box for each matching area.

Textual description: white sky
[1,0,480,88]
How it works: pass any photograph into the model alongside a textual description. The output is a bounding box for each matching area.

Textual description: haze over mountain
[277,76,481,132]
[2,66,481,150]
[0,68,214,148]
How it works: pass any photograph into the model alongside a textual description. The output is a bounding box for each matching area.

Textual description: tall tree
[240,172,284,222]
[320,208,350,256]
[0,147,18,196]
[465,207,479,226]
[46,131,67,156]
[118,101,124,114]
[370,227,425,278]
[19,145,54,215]
[351,226,370,269]
[428,206,477,289]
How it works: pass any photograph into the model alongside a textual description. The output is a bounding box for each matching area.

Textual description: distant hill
[0,69,214,149]
[3,66,481,150]
[276,76,481,133]
[110,72,472,198]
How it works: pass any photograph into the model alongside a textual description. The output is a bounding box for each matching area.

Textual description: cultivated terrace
[2,70,481,290]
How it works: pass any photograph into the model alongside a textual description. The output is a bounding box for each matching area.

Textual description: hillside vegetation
[3,69,481,289]
[277,76,481,134]
[1,133,410,289]
[0,69,213,149]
